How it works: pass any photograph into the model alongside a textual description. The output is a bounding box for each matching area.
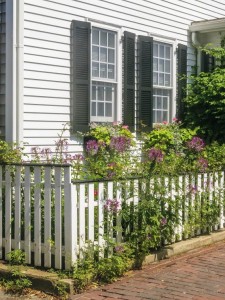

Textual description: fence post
[5,166,12,256]
[14,166,22,250]
[55,166,62,269]
[64,167,77,270]
[24,166,31,264]
[34,166,42,267]
[44,166,52,268]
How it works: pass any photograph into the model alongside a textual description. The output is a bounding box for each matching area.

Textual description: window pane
[93,29,99,45]
[92,62,99,77]
[153,44,158,57]
[153,111,157,123]
[108,64,115,79]
[157,97,162,109]
[91,102,96,116]
[100,31,107,46]
[153,96,157,109]
[165,46,170,59]
[108,33,115,48]
[106,86,112,101]
[153,58,158,71]
[92,85,96,100]
[108,49,115,63]
[159,59,164,72]
[157,111,162,123]
[159,73,164,85]
[165,74,170,86]
[163,111,168,121]
[100,63,107,78]
[106,103,112,117]
[159,45,164,58]
[163,98,168,109]
[165,60,170,73]
[153,72,158,85]
[98,86,104,101]
[92,46,99,61]
[97,102,104,116]
[100,47,107,62]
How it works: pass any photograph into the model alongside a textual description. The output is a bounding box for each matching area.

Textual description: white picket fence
[0,164,225,270]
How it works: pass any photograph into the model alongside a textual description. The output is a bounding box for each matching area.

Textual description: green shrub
[0,140,22,163]
[183,66,225,143]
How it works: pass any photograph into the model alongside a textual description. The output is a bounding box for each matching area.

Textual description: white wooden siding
[23,0,225,151]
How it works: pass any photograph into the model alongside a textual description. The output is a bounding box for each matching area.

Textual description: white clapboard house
[1,0,225,154]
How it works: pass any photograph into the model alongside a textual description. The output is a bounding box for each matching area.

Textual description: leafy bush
[183,57,225,143]
[0,140,22,163]
[0,250,32,294]
[82,122,137,179]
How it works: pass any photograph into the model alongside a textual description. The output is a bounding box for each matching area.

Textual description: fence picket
[107,181,114,242]
[5,166,12,256]
[44,167,52,268]
[34,167,42,266]
[177,176,183,241]
[0,166,2,259]
[55,167,62,269]
[98,183,104,254]
[171,177,176,243]
[214,172,219,231]
[64,167,77,269]
[24,166,31,264]
[79,184,86,258]
[219,172,225,229]
[14,166,21,249]
[88,183,94,242]
[116,182,122,243]
[196,174,202,236]
[183,175,189,239]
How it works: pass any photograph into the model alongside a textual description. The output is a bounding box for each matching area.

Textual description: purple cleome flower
[109,136,131,152]
[73,154,84,162]
[197,157,208,172]
[55,139,69,152]
[187,137,205,152]
[86,139,99,155]
[148,148,164,162]
[188,184,198,195]
[114,245,125,253]
[41,148,52,162]
[104,198,121,213]
[161,217,167,226]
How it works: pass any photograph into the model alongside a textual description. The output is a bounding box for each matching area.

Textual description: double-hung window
[91,28,117,122]
[72,20,187,131]
[153,42,172,123]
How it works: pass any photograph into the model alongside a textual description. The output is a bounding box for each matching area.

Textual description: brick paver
[71,240,225,300]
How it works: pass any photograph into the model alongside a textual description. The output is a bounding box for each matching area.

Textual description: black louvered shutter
[124,31,135,131]
[139,36,153,130]
[201,51,215,73]
[72,20,91,132]
[177,43,187,120]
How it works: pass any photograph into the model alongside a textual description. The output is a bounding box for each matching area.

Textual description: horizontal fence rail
[0,164,225,270]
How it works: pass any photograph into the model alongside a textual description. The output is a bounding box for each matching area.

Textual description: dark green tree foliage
[183,50,225,143]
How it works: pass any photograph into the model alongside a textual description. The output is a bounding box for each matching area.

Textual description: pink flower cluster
[197,157,208,172]
[86,139,99,155]
[148,148,164,162]
[104,198,121,213]
[187,137,205,152]
[109,136,131,152]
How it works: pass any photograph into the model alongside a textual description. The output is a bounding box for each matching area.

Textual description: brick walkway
[72,240,225,300]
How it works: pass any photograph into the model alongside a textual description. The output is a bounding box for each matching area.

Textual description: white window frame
[88,20,122,123]
[151,35,177,124]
